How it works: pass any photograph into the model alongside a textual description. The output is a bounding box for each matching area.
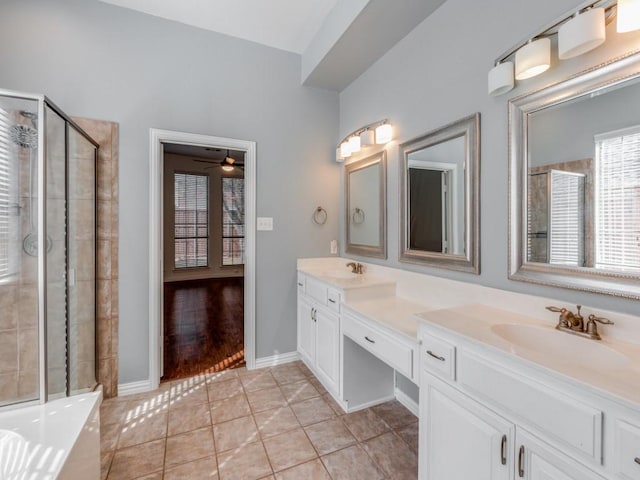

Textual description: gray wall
[339,0,640,317]
[0,0,340,383]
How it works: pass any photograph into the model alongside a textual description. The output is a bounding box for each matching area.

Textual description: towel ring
[352,208,365,224]
[313,206,327,225]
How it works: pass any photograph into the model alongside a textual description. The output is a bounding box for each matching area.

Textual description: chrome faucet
[546,305,614,340]
[346,262,364,274]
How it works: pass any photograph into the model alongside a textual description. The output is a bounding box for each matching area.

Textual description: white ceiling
[98,0,338,54]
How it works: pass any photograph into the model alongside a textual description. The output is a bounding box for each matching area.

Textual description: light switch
[257,217,273,231]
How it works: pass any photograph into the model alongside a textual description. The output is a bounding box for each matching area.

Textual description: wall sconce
[336,119,393,162]
[488,0,637,97]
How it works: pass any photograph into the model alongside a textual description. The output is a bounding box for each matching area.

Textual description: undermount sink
[318,270,360,280]
[491,324,630,370]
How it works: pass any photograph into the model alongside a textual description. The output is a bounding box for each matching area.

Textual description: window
[549,170,585,267]
[222,177,244,265]
[595,126,640,272]
[174,172,209,269]
[0,107,14,280]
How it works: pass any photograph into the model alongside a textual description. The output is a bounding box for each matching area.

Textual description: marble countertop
[416,304,640,409]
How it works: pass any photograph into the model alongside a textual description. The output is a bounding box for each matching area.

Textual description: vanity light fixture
[515,38,551,80]
[558,8,606,59]
[336,120,393,162]
[617,0,640,32]
[489,0,622,96]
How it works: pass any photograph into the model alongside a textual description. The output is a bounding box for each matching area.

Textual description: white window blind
[174,172,209,269]
[222,177,244,266]
[595,126,640,273]
[549,170,585,267]
[0,107,13,279]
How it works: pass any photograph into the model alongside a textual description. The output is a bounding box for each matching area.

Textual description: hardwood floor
[162,277,244,381]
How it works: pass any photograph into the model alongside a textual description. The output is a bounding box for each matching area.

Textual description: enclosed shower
[0,89,98,408]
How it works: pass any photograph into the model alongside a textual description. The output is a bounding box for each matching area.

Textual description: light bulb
[375,123,393,144]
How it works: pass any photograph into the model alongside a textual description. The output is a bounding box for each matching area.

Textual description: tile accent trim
[395,388,419,417]
[254,351,300,369]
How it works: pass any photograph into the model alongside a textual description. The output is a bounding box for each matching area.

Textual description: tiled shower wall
[74,117,119,398]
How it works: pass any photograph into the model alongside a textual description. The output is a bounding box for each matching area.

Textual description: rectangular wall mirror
[509,50,640,299]
[400,113,480,273]
[345,151,387,259]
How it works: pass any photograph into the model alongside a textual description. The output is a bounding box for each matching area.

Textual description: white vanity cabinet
[296,273,341,396]
[416,320,640,480]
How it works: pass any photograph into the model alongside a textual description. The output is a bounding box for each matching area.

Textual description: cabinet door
[297,296,316,364]
[516,429,606,480]
[314,307,340,394]
[420,373,513,480]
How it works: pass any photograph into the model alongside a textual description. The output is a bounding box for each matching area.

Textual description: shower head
[9,124,38,149]
[20,110,38,127]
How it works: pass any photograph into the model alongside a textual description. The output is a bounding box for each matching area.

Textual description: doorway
[149,130,256,389]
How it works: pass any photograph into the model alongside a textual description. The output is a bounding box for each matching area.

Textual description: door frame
[149,128,256,389]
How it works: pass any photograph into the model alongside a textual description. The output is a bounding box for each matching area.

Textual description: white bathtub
[0,391,102,480]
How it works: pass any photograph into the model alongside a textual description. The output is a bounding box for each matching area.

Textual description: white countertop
[343,296,431,341]
[417,304,640,409]
[298,267,396,291]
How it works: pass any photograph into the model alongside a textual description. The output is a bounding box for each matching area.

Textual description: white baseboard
[395,387,419,417]
[118,379,154,396]
[254,351,300,369]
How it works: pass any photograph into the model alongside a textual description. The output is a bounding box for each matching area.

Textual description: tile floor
[100,361,418,479]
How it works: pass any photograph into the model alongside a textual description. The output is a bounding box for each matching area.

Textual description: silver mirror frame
[345,151,387,259]
[509,50,640,300]
[399,113,480,274]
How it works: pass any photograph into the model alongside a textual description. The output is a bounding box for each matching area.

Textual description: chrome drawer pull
[635,457,640,465]
[500,435,507,465]
[297,282,303,286]
[365,336,375,344]
[518,445,525,477]
[426,350,445,362]
[328,299,336,303]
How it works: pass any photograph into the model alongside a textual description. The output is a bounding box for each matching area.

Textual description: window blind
[174,172,209,269]
[0,108,13,279]
[549,170,585,266]
[595,126,640,273]
[222,177,244,266]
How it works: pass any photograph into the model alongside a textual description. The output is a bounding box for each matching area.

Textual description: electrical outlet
[257,217,273,231]
[330,239,338,254]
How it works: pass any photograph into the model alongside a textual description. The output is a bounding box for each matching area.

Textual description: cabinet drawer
[342,313,413,379]
[327,289,341,313]
[305,277,327,305]
[422,334,456,381]
[297,273,306,293]
[615,419,640,480]
[457,351,602,465]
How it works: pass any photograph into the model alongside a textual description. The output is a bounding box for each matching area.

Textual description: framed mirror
[345,151,387,258]
[400,113,480,273]
[509,50,640,299]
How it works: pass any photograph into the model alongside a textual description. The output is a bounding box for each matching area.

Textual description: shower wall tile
[18,370,38,398]
[0,330,18,374]
[98,240,111,280]
[0,286,18,331]
[98,316,112,360]
[98,201,112,240]
[98,158,112,201]
[0,372,18,403]
[111,280,118,316]
[99,358,113,398]
[18,327,38,372]
[18,287,38,328]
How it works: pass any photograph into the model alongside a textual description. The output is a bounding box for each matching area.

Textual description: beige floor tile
[274,458,331,480]
[101,449,114,480]
[262,428,317,472]
[293,361,315,378]
[217,441,273,480]
[117,410,168,448]
[321,444,385,480]
[164,455,219,480]
[101,422,121,452]
[246,386,288,413]
[361,431,418,479]
[304,418,357,455]
[168,401,212,436]
[371,400,417,429]
[210,393,252,424]
[270,364,308,385]
[342,408,389,442]
[132,472,163,480]
[123,393,170,424]
[239,369,278,392]
[165,426,216,469]
[323,393,345,416]
[170,379,209,407]
[279,379,320,403]
[397,421,419,454]
[308,377,328,395]
[101,399,130,426]
[208,377,244,401]
[290,396,335,426]
[108,438,165,479]
[207,368,240,384]
[254,406,301,439]
[213,415,259,452]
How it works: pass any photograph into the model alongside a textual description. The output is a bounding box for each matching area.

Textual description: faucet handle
[585,314,614,340]
[587,314,614,325]
[545,306,564,313]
